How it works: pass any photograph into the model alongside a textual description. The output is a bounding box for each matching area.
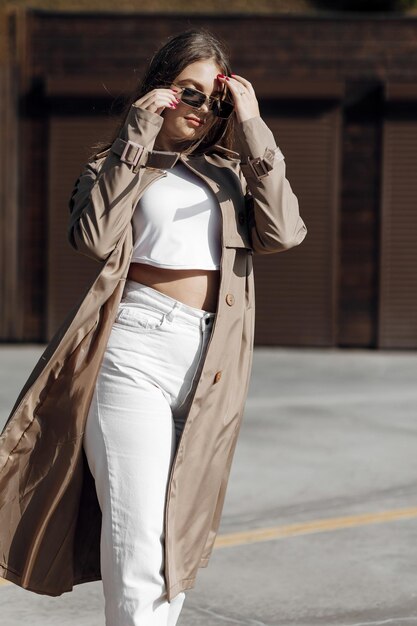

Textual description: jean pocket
[112,303,167,332]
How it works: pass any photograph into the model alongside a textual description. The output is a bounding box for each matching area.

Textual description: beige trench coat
[0,104,307,601]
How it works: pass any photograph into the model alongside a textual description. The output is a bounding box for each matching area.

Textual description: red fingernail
[217,74,225,78]
[225,77,230,81]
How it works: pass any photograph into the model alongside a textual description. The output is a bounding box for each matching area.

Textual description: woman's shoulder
[203,145,242,176]
[205,144,241,162]
[90,147,111,165]
[83,148,111,176]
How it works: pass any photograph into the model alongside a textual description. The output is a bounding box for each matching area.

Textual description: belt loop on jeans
[166,301,182,322]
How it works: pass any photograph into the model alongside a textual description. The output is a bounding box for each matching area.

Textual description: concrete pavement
[1,345,417,625]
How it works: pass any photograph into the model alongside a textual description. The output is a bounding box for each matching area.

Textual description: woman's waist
[127,262,220,313]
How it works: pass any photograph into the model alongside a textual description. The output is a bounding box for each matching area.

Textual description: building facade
[1,9,416,348]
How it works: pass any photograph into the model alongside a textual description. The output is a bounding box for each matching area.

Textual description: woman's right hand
[133,87,180,115]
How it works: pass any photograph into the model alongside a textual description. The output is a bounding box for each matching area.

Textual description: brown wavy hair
[88,27,235,161]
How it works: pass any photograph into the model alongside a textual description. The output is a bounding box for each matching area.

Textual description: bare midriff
[126,262,220,313]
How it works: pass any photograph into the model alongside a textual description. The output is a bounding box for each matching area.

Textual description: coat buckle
[119,140,145,167]
[247,156,270,180]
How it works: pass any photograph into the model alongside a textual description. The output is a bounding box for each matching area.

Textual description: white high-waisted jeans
[83,279,215,626]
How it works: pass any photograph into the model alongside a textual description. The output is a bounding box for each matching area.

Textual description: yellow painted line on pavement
[214,506,417,549]
[1,506,417,588]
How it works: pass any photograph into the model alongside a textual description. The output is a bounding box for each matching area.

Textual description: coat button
[225,293,235,306]
[238,211,245,225]
[214,371,222,384]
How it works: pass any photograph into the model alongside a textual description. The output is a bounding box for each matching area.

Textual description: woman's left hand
[217,73,260,123]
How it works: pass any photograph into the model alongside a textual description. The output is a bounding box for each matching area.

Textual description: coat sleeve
[67,105,164,262]
[234,115,307,254]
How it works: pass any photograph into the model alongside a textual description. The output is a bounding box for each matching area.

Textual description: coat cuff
[235,116,285,181]
[119,104,164,148]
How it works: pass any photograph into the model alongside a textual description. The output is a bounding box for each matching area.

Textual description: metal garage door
[379,85,417,348]
[252,102,341,346]
[47,116,114,339]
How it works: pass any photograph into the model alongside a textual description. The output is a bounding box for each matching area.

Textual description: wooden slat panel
[379,119,417,348]
[47,117,114,339]
[19,115,49,340]
[252,105,340,346]
[338,81,383,348]
[385,82,417,102]
[45,75,344,100]
[0,62,21,340]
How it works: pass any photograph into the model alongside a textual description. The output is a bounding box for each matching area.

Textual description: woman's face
[155,59,224,151]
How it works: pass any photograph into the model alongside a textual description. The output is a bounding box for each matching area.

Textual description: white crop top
[131,162,221,270]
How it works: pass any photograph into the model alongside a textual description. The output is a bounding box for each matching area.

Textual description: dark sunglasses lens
[180,87,206,108]
[179,87,234,118]
[212,99,234,119]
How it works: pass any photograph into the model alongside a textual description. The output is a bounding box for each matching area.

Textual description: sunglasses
[171,84,234,119]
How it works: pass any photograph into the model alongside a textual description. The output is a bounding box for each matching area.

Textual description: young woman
[0,28,307,626]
